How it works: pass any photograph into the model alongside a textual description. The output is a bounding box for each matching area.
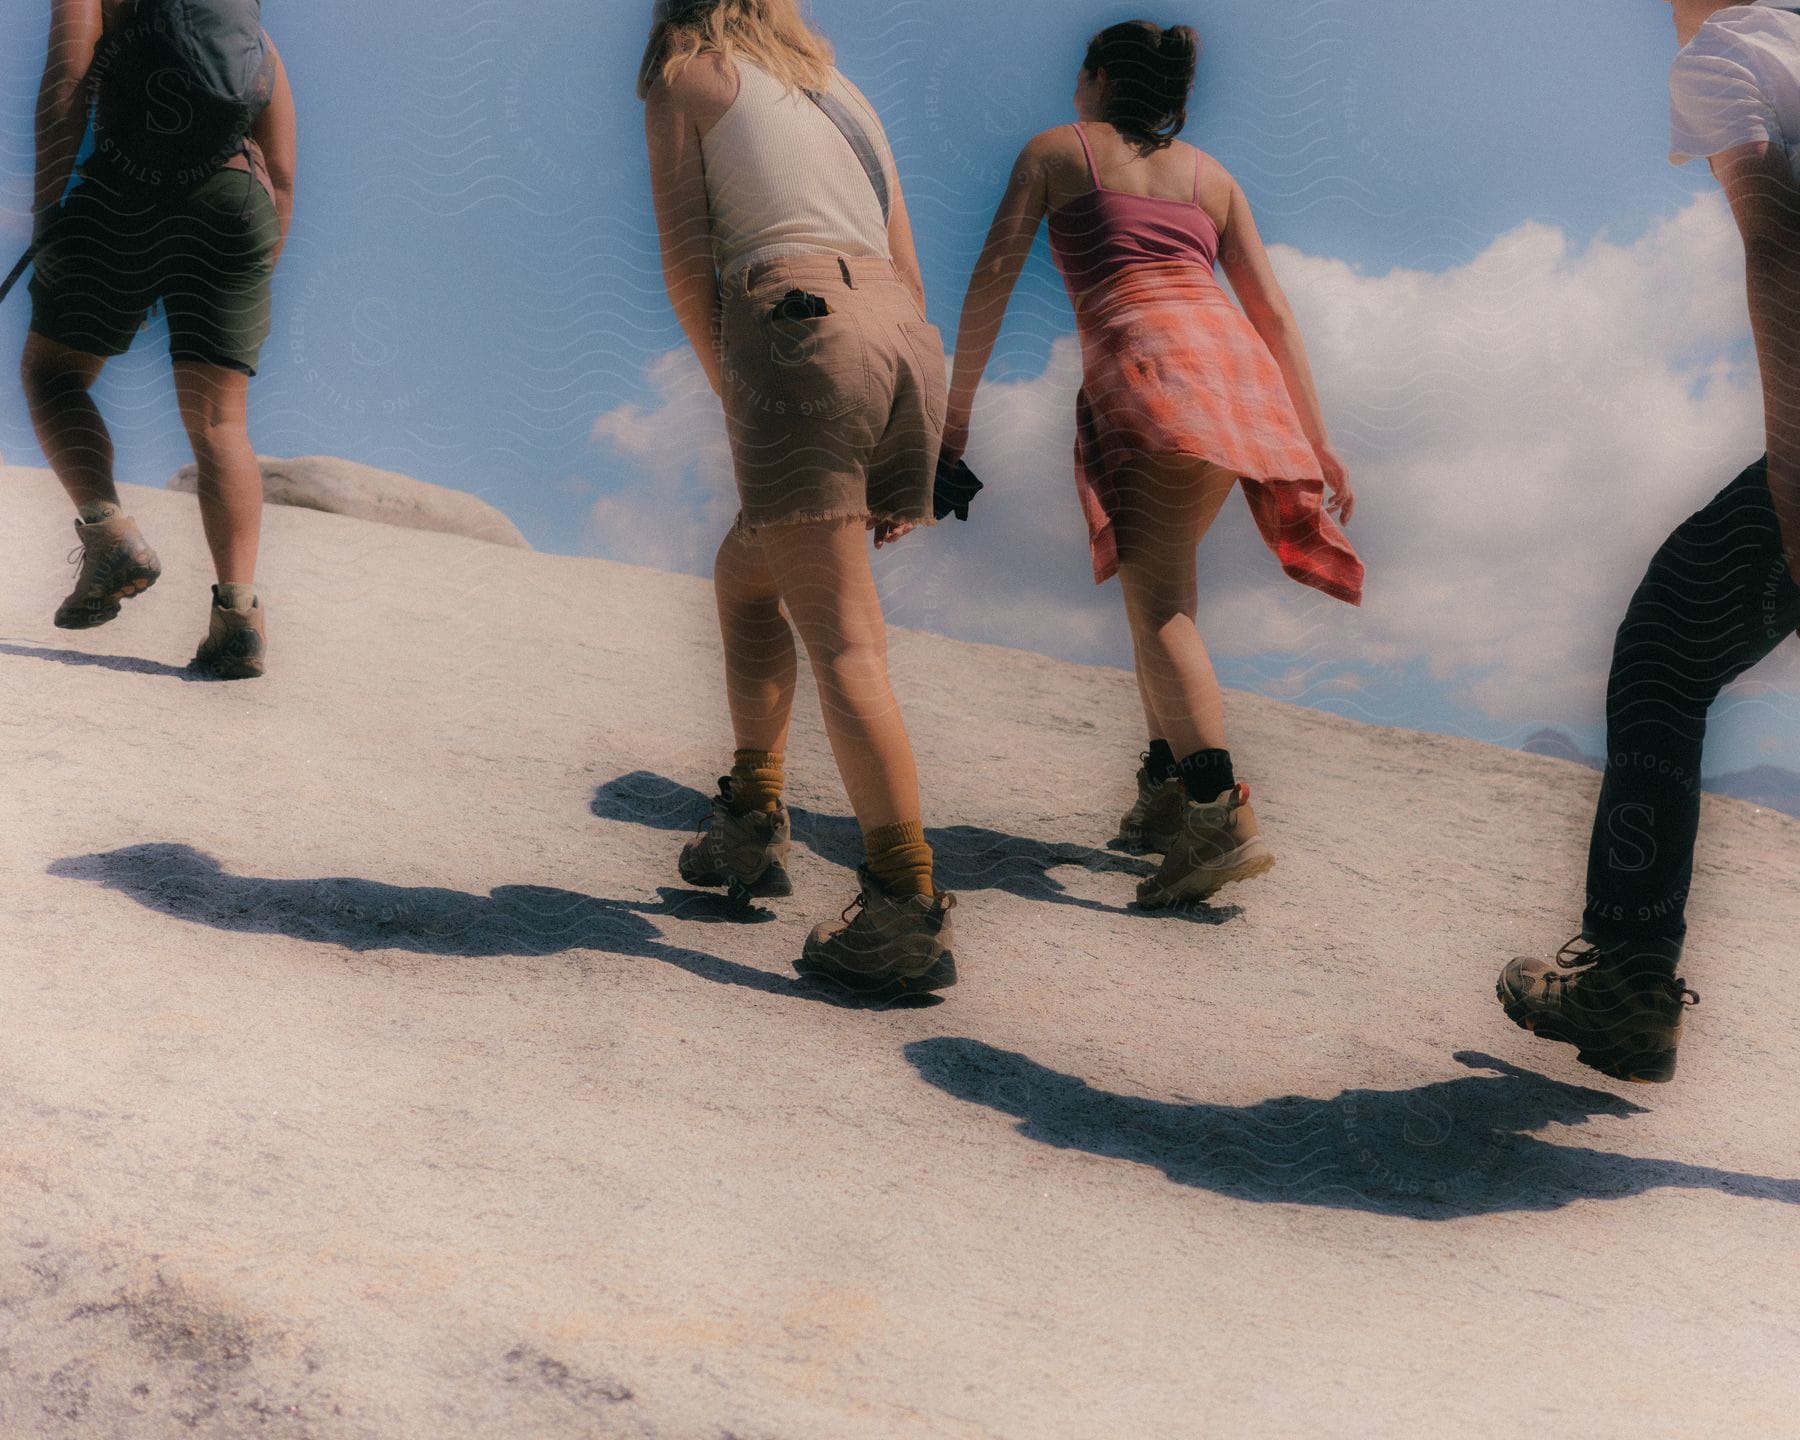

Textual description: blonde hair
[638,0,835,101]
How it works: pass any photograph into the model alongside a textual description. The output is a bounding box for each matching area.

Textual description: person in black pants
[1581,461,1800,958]
[1498,0,1800,1083]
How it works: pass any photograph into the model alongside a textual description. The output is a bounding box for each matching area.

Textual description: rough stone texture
[168,455,529,550]
[3,472,1798,1438]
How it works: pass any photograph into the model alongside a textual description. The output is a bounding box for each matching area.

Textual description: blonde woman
[639,0,957,994]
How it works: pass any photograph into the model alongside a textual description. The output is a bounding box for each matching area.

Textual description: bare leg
[715,525,797,754]
[1114,458,1240,761]
[1134,668,1163,750]
[20,333,116,511]
[173,361,260,586]
[756,517,920,832]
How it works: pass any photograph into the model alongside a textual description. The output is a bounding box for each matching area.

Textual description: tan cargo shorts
[718,254,946,533]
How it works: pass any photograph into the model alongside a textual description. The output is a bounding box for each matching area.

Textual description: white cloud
[590,193,1800,730]
[587,349,738,575]
[1272,193,1796,721]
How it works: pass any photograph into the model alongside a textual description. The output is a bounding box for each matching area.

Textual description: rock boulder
[169,454,529,549]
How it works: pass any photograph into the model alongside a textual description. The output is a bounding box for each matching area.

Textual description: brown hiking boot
[1135,783,1276,909]
[189,586,267,680]
[54,514,162,629]
[678,779,793,900]
[797,868,958,995]
[1113,763,1187,855]
[1497,937,1699,1084]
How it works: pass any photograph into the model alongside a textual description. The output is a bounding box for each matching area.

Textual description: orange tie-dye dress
[1049,124,1364,604]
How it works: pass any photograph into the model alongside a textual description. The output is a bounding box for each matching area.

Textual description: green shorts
[29,165,279,376]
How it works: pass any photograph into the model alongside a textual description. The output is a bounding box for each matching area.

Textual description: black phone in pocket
[769,289,832,323]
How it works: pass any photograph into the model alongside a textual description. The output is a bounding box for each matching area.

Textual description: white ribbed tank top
[702,58,894,278]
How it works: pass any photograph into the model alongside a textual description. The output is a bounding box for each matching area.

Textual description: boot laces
[1552,935,1700,1005]
[1553,936,1603,970]
[692,779,733,838]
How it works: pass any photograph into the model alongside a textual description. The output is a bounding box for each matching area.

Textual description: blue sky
[3,0,1796,772]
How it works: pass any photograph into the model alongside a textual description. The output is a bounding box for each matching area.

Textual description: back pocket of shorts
[757,303,869,424]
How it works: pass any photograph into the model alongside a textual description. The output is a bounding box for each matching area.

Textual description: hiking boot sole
[678,858,793,900]
[1110,827,1175,857]
[729,861,793,902]
[54,564,161,630]
[795,948,959,997]
[1134,847,1276,910]
[189,654,266,681]
[190,635,267,682]
[1495,974,1678,1084]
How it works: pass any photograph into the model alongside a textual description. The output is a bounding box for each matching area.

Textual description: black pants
[1583,458,1800,963]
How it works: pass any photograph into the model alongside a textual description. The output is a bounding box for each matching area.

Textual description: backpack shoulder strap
[805,81,892,225]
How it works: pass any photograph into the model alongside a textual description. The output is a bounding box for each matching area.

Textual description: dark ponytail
[1082,20,1201,154]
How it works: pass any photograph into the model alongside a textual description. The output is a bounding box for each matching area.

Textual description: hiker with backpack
[1495,0,1800,1083]
[20,0,293,678]
[639,0,959,995]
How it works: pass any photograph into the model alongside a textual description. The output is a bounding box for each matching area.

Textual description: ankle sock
[865,819,934,898]
[1145,739,1177,786]
[1177,748,1236,803]
[214,582,256,611]
[728,749,785,814]
[78,501,121,525]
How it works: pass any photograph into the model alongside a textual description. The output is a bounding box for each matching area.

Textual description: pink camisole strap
[1071,119,1103,188]
[1069,120,1204,203]
[1049,124,1220,303]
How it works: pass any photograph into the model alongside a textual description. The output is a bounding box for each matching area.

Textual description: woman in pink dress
[943,19,1363,909]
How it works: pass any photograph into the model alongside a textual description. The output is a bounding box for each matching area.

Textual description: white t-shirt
[1669,1,1800,173]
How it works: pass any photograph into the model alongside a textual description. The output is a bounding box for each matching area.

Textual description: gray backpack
[91,0,275,185]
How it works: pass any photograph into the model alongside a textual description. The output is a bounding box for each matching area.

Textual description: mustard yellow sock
[865,820,934,898]
[728,749,785,814]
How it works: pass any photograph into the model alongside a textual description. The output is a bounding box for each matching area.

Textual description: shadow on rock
[48,843,933,1009]
[593,770,1231,921]
[906,1040,1800,1219]
[0,641,200,682]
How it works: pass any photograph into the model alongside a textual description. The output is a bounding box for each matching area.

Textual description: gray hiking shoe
[678,779,793,900]
[797,868,958,995]
[1113,762,1187,855]
[1497,937,1699,1084]
[1135,783,1276,909]
[189,586,267,680]
[55,514,162,629]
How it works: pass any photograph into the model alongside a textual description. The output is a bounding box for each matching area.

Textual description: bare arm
[942,135,1053,459]
[1712,140,1800,583]
[34,0,102,233]
[1217,178,1353,523]
[644,75,721,394]
[250,41,296,264]
[870,142,929,547]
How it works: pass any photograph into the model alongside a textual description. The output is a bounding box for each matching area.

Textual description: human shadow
[593,770,1236,923]
[47,843,940,1009]
[0,640,198,682]
[907,1039,1800,1220]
